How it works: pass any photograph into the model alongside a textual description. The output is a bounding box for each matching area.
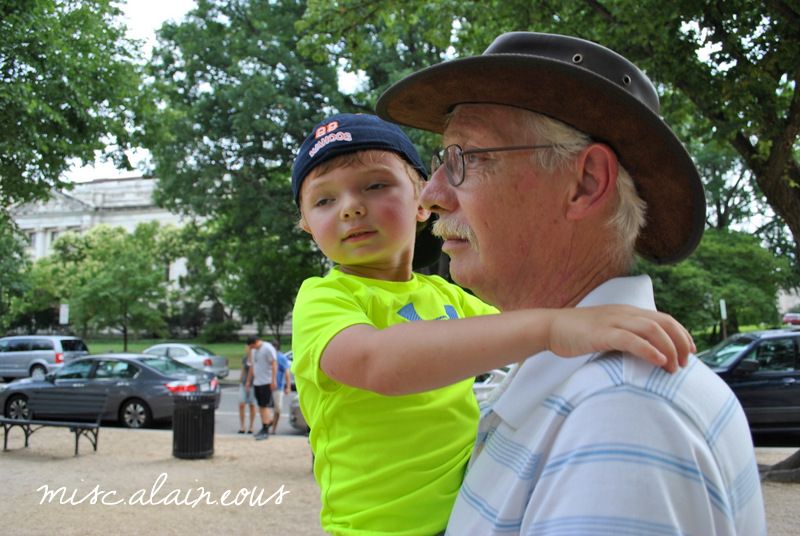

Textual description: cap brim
[377,54,705,264]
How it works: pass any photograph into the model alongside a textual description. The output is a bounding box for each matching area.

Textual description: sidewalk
[0,427,323,536]
[1,427,797,535]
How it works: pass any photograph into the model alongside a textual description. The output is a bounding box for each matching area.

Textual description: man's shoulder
[563,353,746,440]
[573,353,731,402]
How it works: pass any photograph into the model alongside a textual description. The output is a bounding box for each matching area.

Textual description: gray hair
[522,112,647,268]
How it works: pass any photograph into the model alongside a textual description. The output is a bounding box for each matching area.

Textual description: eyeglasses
[430,144,556,187]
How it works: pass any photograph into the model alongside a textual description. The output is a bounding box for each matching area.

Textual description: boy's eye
[367,183,386,191]
[314,197,332,207]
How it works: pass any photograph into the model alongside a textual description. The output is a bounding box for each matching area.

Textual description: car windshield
[698,336,756,367]
[140,357,199,374]
[190,346,215,356]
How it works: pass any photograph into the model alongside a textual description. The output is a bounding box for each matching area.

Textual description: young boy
[290,113,693,535]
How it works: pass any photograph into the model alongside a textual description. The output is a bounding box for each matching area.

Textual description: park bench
[0,390,108,456]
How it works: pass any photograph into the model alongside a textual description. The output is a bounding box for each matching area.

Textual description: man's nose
[421,166,453,214]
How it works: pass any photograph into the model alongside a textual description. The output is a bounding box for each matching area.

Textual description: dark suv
[699,329,800,433]
[0,336,90,382]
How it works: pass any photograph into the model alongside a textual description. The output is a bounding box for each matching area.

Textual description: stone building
[11,177,182,261]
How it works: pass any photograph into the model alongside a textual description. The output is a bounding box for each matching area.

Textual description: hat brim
[377,54,705,264]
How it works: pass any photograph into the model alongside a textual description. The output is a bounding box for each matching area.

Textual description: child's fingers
[605,329,672,371]
[650,312,694,368]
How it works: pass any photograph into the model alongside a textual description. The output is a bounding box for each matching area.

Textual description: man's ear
[566,143,618,221]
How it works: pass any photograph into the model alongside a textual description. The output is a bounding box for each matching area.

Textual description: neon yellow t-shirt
[291,268,498,535]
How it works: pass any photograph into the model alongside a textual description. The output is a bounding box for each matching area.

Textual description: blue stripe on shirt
[485,430,541,480]
[730,459,761,512]
[595,354,624,385]
[456,482,523,532]
[705,394,739,447]
[540,442,732,519]
[542,395,574,416]
[525,515,686,536]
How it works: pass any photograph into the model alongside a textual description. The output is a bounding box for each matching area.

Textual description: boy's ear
[417,205,431,223]
[565,143,618,221]
[298,215,312,234]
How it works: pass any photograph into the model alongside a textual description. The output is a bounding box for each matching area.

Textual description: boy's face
[299,152,429,278]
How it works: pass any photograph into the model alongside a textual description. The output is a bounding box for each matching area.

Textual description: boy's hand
[547,305,695,373]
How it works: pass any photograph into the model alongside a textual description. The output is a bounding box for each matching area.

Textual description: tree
[141,0,344,335]
[644,229,791,345]
[0,0,142,212]
[298,0,800,265]
[50,224,168,350]
[0,222,31,330]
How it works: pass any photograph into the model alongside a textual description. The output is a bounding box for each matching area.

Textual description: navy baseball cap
[292,113,440,269]
[291,113,427,205]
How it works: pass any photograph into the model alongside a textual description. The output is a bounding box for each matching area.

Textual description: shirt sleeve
[520,389,761,535]
[291,277,374,393]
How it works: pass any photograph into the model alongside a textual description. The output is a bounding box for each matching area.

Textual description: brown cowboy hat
[376,32,705,264]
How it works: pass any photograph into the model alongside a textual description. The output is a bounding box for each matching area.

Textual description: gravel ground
[0,427,796,535]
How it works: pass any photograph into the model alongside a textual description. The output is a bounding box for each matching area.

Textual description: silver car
[0,353,220,428]
[142,343,229,379]
[0,335,89,382]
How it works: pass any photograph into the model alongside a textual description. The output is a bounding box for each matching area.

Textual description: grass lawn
[84,339,291,370]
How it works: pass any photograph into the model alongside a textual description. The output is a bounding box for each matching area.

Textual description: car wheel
[4,394,31,420]
[29,365,47,381]
[120,398,152,429]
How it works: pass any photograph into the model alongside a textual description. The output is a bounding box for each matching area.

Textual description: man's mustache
[431,218,478,250]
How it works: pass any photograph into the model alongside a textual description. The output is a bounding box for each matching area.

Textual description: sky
[64,0,197,182]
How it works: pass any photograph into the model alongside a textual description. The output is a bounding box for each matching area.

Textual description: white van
[0,336,90,382]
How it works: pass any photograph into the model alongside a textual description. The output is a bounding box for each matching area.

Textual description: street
[214,378,306,437]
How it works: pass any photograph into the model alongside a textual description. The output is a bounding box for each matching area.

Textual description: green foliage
[297,0,800,271]
[0,222,31,330]
[201,320,242,343]
[643,229,790,340]
[141,0,339,335]
[20,223,174,350]
[0,0,143,211]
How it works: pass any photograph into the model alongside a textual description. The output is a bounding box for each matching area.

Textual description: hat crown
[291,113,427,205]
[484,32,660,115]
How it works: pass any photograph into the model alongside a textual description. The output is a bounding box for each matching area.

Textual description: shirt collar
[491,275,657,429]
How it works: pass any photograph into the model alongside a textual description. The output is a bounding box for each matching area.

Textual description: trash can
[172,393,216,459]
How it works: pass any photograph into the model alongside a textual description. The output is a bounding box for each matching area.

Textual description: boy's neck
[337,263,415,282]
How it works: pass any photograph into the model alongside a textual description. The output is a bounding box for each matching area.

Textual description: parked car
[0,335,89,382]
[285,356,511,434]
[783,312,800,326]
[698,329,800,433]
[0,353,220,428]
[473,367,510,404]
[142,343,229,379]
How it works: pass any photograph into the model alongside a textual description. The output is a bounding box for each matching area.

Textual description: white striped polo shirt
[446,276,766,535]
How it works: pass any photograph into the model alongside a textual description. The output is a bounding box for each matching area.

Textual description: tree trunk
[760,448,800,483]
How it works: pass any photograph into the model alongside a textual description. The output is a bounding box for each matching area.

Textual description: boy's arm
[320,305,694,396]
[270,355,278,390]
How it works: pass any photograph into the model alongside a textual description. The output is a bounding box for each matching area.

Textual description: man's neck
[493,258,626,311]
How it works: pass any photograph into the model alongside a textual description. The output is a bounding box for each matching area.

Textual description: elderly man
[377,32,766,535]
